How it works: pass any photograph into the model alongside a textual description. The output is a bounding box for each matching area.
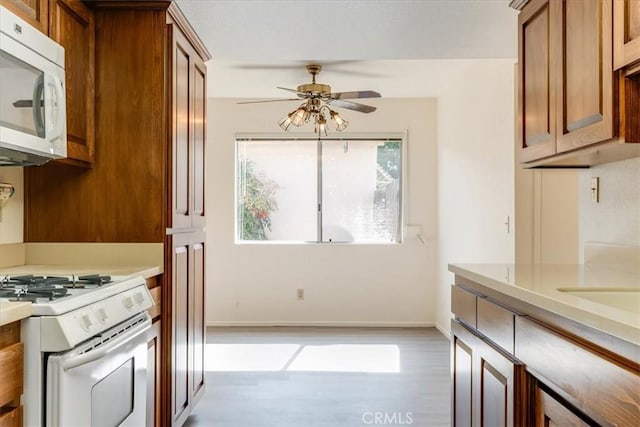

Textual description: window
[236,136,403,243]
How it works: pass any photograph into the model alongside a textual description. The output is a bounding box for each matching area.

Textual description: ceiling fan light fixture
[330,109,349,131]
[238,64,379,136]
[315,113,328,136]
[290,105,309,127]
[278,113,294,131]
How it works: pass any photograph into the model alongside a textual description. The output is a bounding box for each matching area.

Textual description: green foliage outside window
[239,160,279,240]
[377,141,401,179]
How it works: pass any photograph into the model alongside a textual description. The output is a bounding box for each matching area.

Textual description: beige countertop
[0,302,32,326]
[449,263,640,346]
[0,264,162,279]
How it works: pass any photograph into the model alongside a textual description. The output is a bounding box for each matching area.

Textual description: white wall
[578,157,640,261]
[0,167,23,244]
[206,98,438,326]
[435,60,516,336]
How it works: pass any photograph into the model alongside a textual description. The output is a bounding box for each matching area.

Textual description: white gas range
[0,273,153,427]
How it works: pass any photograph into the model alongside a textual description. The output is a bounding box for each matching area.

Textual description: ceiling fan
[237,64,381,135]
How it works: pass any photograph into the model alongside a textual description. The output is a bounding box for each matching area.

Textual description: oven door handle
[61,316,151,371]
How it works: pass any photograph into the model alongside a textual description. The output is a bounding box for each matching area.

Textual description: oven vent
[80,314,147,354]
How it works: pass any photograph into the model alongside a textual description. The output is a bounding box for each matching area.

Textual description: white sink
[558,288,640,314]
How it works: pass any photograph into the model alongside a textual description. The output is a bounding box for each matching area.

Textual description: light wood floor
[184,327,451,427]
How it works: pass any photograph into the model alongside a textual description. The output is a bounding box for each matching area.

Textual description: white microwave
[0,6,66,166]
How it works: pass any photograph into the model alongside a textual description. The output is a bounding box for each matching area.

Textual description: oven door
[46,313,150,427]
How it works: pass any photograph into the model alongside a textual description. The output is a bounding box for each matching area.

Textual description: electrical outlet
[296,288,304,300]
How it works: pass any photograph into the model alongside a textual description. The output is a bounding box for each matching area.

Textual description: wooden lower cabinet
[170,233,206,427]
[0,322,23,427]
[451,320,526,427]
[147,320,161,427]
[451,280,640,427]
[452,325,474,427]
[536,386,590,427]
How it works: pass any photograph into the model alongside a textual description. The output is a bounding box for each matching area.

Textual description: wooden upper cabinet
[170,27,192,230]
[555,0,614,153]
[614,0,640,69]
[169,19,207,231]
[0,0,48,33]
[49,0,95,165]
[516,0,640,166]
[191,59,206,230]
[518,0,556,162]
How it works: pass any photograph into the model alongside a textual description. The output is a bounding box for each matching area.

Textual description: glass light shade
[290,106,308,126]
[330,110,349,131]
[279,113,294,131]
[315,114,328,136]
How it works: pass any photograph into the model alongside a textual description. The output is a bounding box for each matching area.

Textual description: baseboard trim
[207,321,435,328]
[435,322,451,340]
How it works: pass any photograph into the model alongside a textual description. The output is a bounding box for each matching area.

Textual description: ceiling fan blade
[326,99,377,113]
[237,98,300,104]
[328,90,381,100]
[277,86,305,94]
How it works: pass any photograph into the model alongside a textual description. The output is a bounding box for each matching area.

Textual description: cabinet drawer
[477,297,515,354]
[516,317,640,427]
[0,342,23,408]
[451,286,477,328]
[0,406,22,427]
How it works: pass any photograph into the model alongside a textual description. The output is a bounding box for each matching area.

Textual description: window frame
[234,132,407,245]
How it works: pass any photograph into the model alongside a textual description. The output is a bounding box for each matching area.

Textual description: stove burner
[6,275,70,287]
[0,274,113,289]
[0,286,68,301]
[73,274,112,287]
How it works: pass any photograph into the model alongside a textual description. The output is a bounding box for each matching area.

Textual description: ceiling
[175,0,518,98]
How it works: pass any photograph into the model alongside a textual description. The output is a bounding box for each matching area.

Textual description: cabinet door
[189,240,206,404]
[452,321,475,427]
[170,31,192,228]
[0,0,48,33]
[190,59,206,230]
[452,320,526,427]
[171,238,190,425]
[170,28,194,230]
[537,387,590,427]
[170,22,207,231]
[555,0,615,152]
[614,0,640,69]
[146,320,161,427]
[518,0,557,162]
[476,337,524,427]
[49,0,95,165]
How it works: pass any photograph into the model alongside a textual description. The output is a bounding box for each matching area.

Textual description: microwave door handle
[44,74,66,146]
[61,316,151,372]
[32,74,46,137]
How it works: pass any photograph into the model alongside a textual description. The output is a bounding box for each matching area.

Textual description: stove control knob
[80,314,92,331]
[123,296,134,310]
[97,308,109,323]
[134,292,145,305]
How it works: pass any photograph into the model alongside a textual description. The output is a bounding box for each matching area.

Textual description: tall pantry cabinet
[22,2,210,426]
[167,12,207,426]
